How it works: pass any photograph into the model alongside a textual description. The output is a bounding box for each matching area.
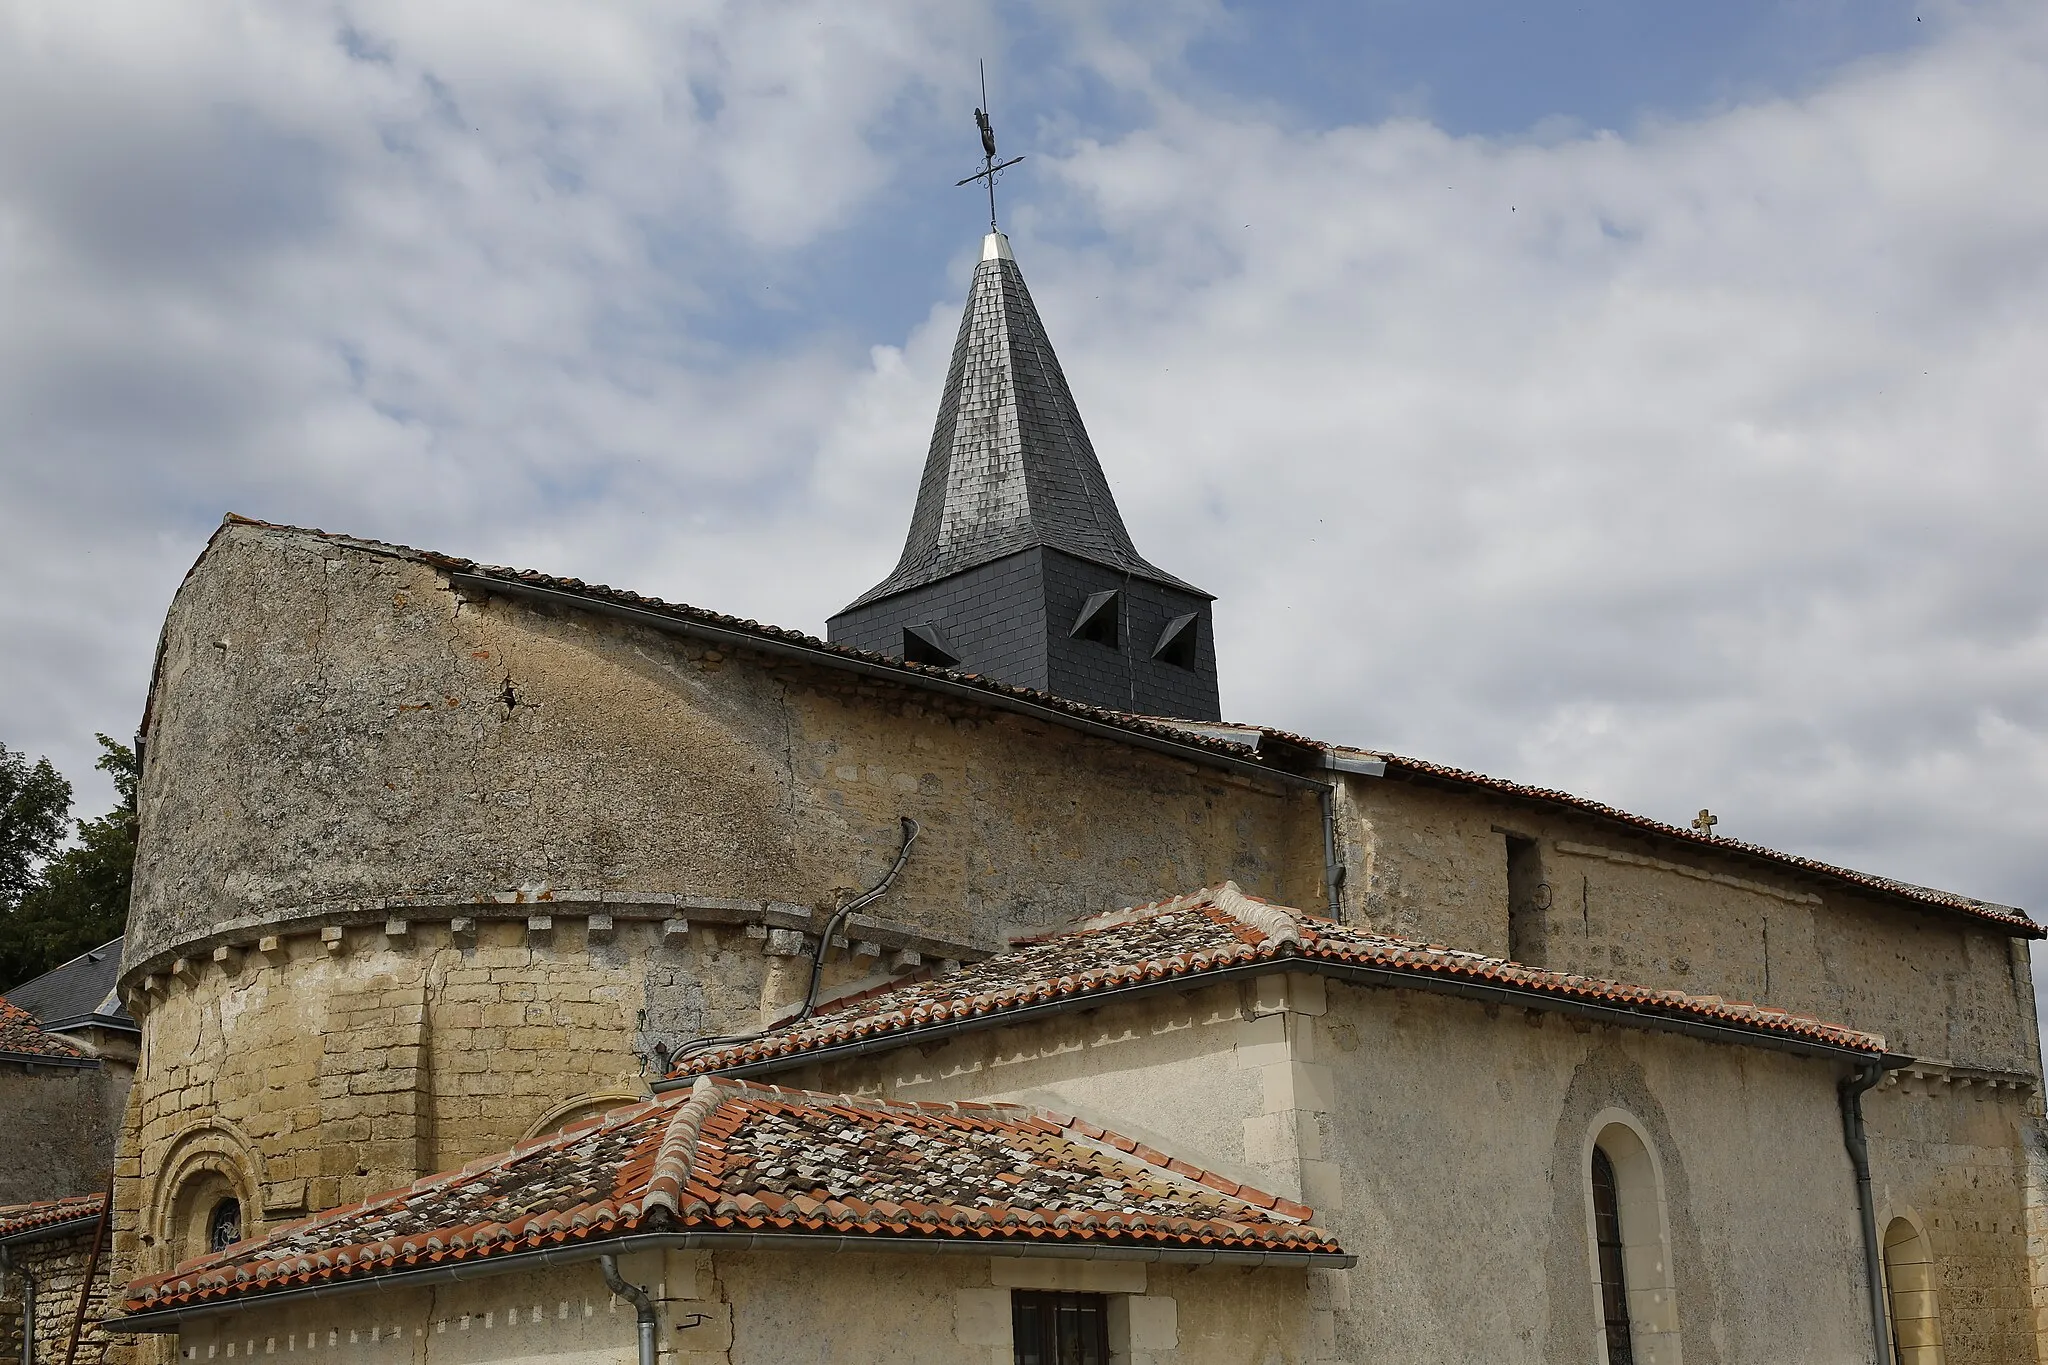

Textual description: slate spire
[829,233,1221,721]
[845,232,1197,610]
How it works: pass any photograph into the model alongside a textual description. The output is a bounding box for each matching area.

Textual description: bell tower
[827,229,1221,721]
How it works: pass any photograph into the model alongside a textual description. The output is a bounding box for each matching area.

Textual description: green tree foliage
[0,736,136,991]
[1,740,71,909]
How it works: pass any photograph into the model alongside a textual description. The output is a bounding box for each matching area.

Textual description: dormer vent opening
[1070,590,1121,649]
[1154,613,1199,670]
[901,623,959,669]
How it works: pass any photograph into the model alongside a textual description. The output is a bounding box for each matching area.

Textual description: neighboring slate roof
[670,884,1886,1080]
[0,997,88,1062]
[842,233,1204,611]
[0,1193,105,1243]
[121,1079,1344,1316]
[4,938,135,1032]
[156,517,2040,940]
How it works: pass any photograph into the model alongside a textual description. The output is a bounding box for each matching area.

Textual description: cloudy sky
[4,3,2045,959]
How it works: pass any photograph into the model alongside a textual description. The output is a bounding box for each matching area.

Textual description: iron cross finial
[1692,809,1719,838]
[955,59,1025,232]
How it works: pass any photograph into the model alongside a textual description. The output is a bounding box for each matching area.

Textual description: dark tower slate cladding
[829,232,1221,721]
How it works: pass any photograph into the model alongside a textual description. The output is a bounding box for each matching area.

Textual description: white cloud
[3,0,2045,1002]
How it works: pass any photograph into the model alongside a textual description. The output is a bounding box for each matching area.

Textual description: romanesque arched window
[1882,1216,1944,1364]
[1592,1147,1635,1363]
[206,1198,242,1253]
[1587,1117,1681,1365]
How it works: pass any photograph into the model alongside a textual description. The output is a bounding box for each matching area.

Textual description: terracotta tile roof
[670,884,1885,1079]
[0,997,86,1061]
[121,1078,1344,1315]
[0,1193,105,1241]
[169,517,2036,940]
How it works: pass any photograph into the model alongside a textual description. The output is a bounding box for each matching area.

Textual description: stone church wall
[0,1225,118,1365]
[1867,1073,2040,1362]
[125,522,1320,976]
[112,519,1321,1316]
[1338,774,2042,1075]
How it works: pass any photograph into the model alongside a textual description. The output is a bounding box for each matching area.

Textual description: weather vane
[955,60,1025,232]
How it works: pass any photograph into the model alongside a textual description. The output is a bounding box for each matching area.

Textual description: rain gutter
[0,1217,102,1249]
[104,1230,1355,1333]
[447,574,1323,793]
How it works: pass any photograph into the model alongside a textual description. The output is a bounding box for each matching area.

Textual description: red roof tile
[121,1079,1343,1314]
[670,884,1885,1079]
[0,997,85,1061]
[0,1193,105,1240]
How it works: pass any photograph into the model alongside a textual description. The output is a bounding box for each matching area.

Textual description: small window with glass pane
[1011,1290,1109,1365]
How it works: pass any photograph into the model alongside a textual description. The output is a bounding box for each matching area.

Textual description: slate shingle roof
[164,517,2039,940]
[4,937,134,1032]
[842,233,1203,612]
[0,997,86,1061]
[0,1193,104,1242]
[121,1078,1344,1315]
[670,884,1885,1080]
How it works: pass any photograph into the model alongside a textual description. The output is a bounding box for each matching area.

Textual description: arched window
[1592,1148,1635,1363]
[1882,1217,1944,1364]
[206,1198,242,1254]
[1586,1118,1681,1365]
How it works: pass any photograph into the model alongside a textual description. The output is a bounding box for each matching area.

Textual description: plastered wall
[0,1063,128,1204]
[773,966,2042,1365]
[165,1249,1312,1365]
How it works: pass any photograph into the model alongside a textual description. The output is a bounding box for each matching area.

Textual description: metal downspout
[1841,1057,1908,1365]
[596,1255,656,1365]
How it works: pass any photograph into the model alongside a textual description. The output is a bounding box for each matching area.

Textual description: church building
[2,220,2044,1365]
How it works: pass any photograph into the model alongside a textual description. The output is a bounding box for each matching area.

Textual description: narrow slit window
[1069,590,1120,648]
[1591,1148,1635,1364]
[1011,1290,1108,1365]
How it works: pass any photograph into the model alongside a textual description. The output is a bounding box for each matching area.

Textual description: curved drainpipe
[1841,1054,1911,1365]
[596,1255,655,1365]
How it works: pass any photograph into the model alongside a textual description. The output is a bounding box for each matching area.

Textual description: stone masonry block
[665,1302,731,1352]
[954,1289,1013,1347]
[1235,1012,1290,1069]
[1261,1061,1334,1115]
[990,1257,1144,1293]
[764,928,807,957]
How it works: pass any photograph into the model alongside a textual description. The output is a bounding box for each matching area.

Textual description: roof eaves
[660,945,1885,1090]
[105,1226,1356,1332]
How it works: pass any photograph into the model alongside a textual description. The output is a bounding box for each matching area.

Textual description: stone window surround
[955,1259,1178,1365]
[1879,1209,1946,1365]
[147,1123,264,1274]
[1580,1108,1682,1365]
